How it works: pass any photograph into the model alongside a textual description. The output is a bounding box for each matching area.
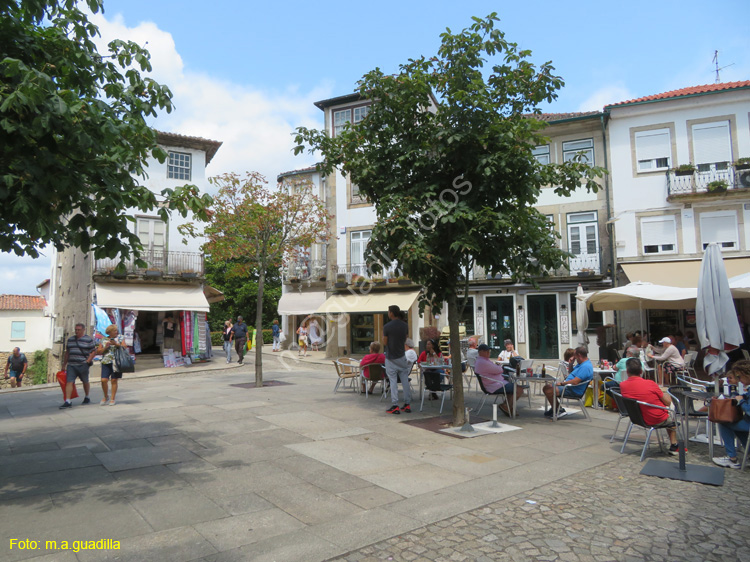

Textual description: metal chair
[333,359,359,393]
[515,359,533,406]
[668,385,709,441]
[608,389,630,443]
[474,371,510,417]
[419,366,452,414]
[552,381,592,421]
[360,363,386,398]
[613,391,678,461]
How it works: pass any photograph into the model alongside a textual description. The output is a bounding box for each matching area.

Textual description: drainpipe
[600,111,619,342]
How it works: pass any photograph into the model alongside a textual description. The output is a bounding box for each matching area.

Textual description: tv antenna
[713,50,734,83]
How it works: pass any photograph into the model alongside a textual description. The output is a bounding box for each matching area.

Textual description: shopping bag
[113,347,135,373]
[708,398,742,424]
[583,387,594,408]
[278,332,286,343]
[56,371,79,399]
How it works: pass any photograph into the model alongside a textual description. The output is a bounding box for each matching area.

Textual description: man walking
[60,323,97,408]
[231,315,249,365]
[383,305,411,414]
[4,347,27,388]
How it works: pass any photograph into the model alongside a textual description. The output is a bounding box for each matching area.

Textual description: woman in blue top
[713,360,750,469]
[271,319,281,352]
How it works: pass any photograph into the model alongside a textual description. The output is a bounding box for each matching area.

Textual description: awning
[203,285,224,304]
[316,291,420,314]
[277,291,327,315]
[621,258,750,289]
[94,283,210,312]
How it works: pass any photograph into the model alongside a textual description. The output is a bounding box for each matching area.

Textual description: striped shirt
[66,335,96,364]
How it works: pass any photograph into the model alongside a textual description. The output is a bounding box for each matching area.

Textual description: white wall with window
[0,310,52,353]
[567,212,600,273]
[332,104,370,137]
[699,210,740,251]
[635,129,671,172]
[349,230,371,276]
[692,120,732,174]
[167,151,192,180]
[640,215,678,255]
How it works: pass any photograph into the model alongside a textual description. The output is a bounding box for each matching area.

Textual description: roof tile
[0,295,47,310]
[606,80,750,108]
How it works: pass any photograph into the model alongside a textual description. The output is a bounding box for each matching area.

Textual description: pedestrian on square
[383,304,411,414]
[230,315,248,365]
[296,320,309,357]
[4,347,27,388]
[222,320,233,363]
[60,323,97,408]
[271,319,281,351]
[97,324,125,406]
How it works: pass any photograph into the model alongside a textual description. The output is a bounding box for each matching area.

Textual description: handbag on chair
[708,397,742,424]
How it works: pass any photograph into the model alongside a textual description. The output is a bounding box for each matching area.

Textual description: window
[567,212,598,254]
[700,211,738,250]
[137,217,167,268]
[353,105,370,124]
[562,138,594,164]
[532,145,550,164]
[570,295,603,329]
[167,151,191,180]
[693,121,732,173]
[333,109,350,137]
[11,321,25,340]
[641,216,677,254]
[350,230,371,276]
[635,129,671,172]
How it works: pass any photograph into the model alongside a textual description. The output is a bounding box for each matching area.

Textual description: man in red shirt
[619,358,678,455]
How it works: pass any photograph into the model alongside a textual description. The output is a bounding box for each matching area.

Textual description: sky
[4,0,750,296]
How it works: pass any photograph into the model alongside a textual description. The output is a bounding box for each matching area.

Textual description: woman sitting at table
[498,339,522,375]
[360,342,386,394]
[712,360,750,469]
[418,338,444,400]
[648,336,685,385]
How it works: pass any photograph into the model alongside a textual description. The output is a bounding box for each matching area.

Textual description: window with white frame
[350,230,371,276]
[635,129,671,172]
[700,211,738,250]
[567,212,598,255]
[641,216,677,254]
[333,109,350,136]
[11,321,25,340]
[167,151,191,180]
[562,138,594,164]
[692,121,732,173]
[353,105,370,124]
[532,145,550,164]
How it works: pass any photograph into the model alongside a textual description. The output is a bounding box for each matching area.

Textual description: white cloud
[576,85,634,112]
[89,12,330,186]
[0,252,51,296]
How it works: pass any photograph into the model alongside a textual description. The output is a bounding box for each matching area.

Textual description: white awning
[277,291,327,315]
[94,283,210,312]
[316,291,420,314]
[203,285,225,304]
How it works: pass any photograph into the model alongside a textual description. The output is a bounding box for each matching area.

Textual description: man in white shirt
[404,338,418,365]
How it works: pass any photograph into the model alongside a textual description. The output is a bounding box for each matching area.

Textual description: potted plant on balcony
[397,276,412,285]
[179,270,198,279]
[334,274,347,289]
[707,179,728,193]
[673,164,695,177]
[373,276,386,286]
[577,268,594,277]
[734,157,750,171]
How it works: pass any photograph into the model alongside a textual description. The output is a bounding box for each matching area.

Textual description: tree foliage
[202,172,331,386]
[0,0,211,258]
[294,14,604,424]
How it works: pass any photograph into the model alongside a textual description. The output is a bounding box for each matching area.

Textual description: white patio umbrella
[729,272,750,298]
[580,281,697,336]
[575,284,589,346]
[696,243,744,378]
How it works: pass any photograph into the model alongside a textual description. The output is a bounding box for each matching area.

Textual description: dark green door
[528,294,558,359]
[485,296,514,359]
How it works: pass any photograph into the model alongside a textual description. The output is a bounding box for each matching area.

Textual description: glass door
[528,294,558,359]
[485,296,514,359]
[567,212,599,274]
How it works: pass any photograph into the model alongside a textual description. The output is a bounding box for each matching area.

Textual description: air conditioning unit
[54,327,65,343]
[738,170,750,189]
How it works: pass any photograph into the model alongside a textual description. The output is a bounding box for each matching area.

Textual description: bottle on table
[516,362,521,378]
[541,364,546,377]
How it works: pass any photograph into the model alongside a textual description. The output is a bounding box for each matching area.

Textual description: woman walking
[297,321,308,357]
[271,319,281,352]
[97,324,125,406]
[223,320,233,363]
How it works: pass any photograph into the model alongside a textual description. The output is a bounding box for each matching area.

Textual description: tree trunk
[255,266,265,387]
[448,293,466,426]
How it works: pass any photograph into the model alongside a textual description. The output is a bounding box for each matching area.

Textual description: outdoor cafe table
[508,373,559,420]
[592,368,617,410]
[418,361,451,401]
[669,386,717,457]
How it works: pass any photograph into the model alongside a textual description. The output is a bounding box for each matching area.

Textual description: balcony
[282,259,327,283]
[94,250,204,279]
[667,167,750,198]
[469,250,603,280]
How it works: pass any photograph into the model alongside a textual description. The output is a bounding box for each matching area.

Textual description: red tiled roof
[528,111,601,123]
[0,295,47,310]
[155,130,223,165]
[606,81,750,108]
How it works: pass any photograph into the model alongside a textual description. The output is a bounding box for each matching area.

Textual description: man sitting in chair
[474,344,522,416]
[619,357,679,455]
[542,346,593,418]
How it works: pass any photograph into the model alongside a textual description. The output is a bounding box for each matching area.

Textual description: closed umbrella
[576,284,589,346]
[696,243,743,378]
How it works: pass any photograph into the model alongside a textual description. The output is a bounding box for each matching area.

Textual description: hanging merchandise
[192,311,200,356]
[112,308,122,336]
[197,312,207,354]
[205,320,212,358]
[92,304,112,339]
[122,310,137,347]
[133,332,142,354]
[181,311,193,357]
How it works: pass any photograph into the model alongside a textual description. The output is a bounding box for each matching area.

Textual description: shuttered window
[700,211,738,250]
[693,121,732,172]
[635,129,670,172]
[641,216,677,254]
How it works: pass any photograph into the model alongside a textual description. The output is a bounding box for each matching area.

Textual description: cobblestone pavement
[331,452,750,562]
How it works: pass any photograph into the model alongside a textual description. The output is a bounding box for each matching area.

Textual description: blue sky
[4,0,750,295]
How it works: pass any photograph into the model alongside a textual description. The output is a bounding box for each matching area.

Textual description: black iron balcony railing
[282,259,327,282]
[94,250,204,277]
[667,167,750,197]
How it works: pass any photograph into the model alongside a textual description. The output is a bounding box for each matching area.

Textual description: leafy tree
[204,258,281,332]
[0,0,211,259]
[202,172,331,386]
[295,14,603,425]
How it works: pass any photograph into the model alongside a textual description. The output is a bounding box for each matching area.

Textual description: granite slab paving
[1,352,747,562]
